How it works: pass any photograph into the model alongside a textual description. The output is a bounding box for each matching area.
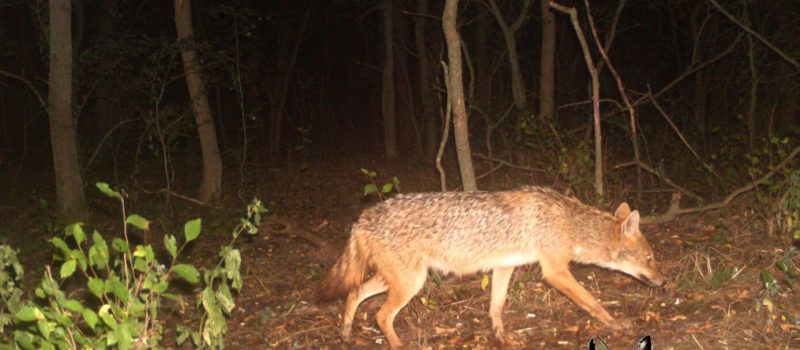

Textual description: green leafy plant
[178,198,266,348]
[1,183,266,349]
[757,247,799,314]
[0,244,24,334]
[778,168,800,240]
[360,168,400,201]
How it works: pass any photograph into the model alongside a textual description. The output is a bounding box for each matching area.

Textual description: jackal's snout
[636,263,666,287]
[611,252,666,288]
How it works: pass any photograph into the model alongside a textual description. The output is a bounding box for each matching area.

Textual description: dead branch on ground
[615,161,702,202]
[642,145,800,224]
[260,216,335,256]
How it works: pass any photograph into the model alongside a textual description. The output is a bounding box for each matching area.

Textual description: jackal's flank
[318,186,665,348]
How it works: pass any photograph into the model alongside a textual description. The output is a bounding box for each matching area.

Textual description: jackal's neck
[569,219,623,265]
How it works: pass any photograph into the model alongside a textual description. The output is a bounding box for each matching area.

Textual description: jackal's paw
[340,327,352,340]
[492,331,520,348]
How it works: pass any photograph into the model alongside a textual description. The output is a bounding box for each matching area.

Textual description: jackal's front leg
[539,260,631,330]
[489,267,517,345]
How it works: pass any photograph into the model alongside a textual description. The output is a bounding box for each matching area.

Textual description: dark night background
[0,0,798,348]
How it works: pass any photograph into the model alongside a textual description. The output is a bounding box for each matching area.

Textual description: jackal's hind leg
[342,276,388,339]
[375,267,427,349]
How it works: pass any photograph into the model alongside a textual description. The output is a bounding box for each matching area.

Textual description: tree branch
[706,0,800,71]
[0,68,47,111]
[648,90,723,181]
[642,144,800,223]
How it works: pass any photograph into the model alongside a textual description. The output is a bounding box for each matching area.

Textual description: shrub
[0,183,266,349]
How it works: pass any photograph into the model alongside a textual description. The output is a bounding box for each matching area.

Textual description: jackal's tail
[317,237,369,301]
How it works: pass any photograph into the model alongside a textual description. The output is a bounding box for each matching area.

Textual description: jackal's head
[601,203,666,287]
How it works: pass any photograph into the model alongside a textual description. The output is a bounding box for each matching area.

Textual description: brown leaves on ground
[222,159,799,348]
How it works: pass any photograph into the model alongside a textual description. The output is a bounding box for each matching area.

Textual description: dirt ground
[2,155,799,349]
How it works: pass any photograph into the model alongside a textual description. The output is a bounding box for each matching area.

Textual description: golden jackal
[319,186,665,348]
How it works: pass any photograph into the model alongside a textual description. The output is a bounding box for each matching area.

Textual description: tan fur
[318,186,666,348]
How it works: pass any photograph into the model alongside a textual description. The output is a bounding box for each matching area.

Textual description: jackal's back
[352,186,619,274]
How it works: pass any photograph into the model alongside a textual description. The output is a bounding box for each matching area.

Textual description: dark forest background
[1,0,797,219]
[1,1,800,348]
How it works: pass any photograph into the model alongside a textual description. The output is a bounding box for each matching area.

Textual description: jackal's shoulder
[516,186,617,221]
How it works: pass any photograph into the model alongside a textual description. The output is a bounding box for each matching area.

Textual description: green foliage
[360,168,401,201]
[708,266,735,290]
[0,245,24,334]
[0,183,267,349]
[745,138,800,240]
[517,118,601,200]
[756,248,799,314]
[779,169,800,240]
[556,143,595,196]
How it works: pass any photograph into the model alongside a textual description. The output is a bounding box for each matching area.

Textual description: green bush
[0,183,266,349]
[0,244,24,335]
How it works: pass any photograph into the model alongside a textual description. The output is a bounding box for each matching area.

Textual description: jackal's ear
[614,202,632,218]
[588,336,608,350]
[621,210,640,238]
[633,335,652,350]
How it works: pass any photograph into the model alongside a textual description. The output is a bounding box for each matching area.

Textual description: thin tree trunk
[72,0,84,119]
[394,8,420,156]
[268,8,310,162]
[539,0,556,123]
[174,0,223,202]
[487,0,532,112]
[443,0,477,191]
[746,30,759,150]
[690,3,709,157]
[415,0,437,161]
[92,0,119,144]
[49,0,86,220]
[551,2,603,197]
[583,0,636,200]
[474,11,491,113]
[382,0,397,158]
[269,36,290,162]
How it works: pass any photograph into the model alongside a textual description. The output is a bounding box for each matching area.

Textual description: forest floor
[1,154,799,349]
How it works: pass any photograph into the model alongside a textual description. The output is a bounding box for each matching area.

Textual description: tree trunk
[487,0,531,112]
[174,0,223,202]
[690,3,709,157]
[550,2,603,197]
[382,0,397,158]
[746,33,758,150]
[267,9,310,162]
[92,0,119,143]
[394,7,420,156]
[443,0,477,191]
[269,33,291,162]
[474,12,491,113]
[539,0,556,123]
[415,0,437,161]
[49,0,86,220]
